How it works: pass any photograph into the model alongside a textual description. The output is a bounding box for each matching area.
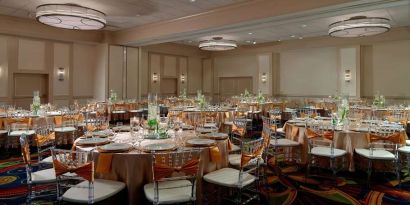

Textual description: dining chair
[204,137,264,205]
[262,116,300,175]
[20,133,56,205]
[355,125,402,187]
[33,125,56,166]
[143,149,201,205]
[305,120,347,180]
[51,148,126,204]
[229,118,248,154]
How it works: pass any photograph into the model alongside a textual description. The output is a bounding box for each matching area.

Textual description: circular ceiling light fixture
[329,16,390,37]
[199,37,237,51]
[36,4,106,30]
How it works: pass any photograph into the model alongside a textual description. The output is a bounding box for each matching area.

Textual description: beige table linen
[76,131,229,204]
[284,123,407,171]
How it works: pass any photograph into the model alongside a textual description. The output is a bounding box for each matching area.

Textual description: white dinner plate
[196,127,218,133]
[77,138,110,146]
[54,127,76,132]
[112,126,131,132]
[98,143,132,153]
[143,143,176,152]
[203,132,228,140]
[186,138,216,147]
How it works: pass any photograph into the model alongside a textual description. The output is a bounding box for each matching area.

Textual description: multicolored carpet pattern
[0,155,410,204]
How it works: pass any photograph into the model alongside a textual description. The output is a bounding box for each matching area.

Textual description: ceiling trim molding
[113,0,406,46]
[112,0,357,45]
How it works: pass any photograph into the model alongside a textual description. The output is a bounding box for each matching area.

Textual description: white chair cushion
[355,148,395,160]
[40,153,67,164]
[276,128,285,134]
[31,168,56,183]
[311,147,346,158]
[129,109,143,113]
[0,130,8,134]
[54,127,76,132]
[406,140,410,146]
[229,144,241,153]
[228,154,263,167]
[9,130,35,136]
[62,179,125,204]
[144,180,194,204]
[399,146,410,154]
[112,110,126,114]
[203,168,256,188]
[270,138,299,147]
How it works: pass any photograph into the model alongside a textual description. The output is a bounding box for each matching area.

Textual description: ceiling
[176,0,410,46]
[0,0,248,30]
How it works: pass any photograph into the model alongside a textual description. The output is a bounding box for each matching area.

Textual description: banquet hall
[0,0,409,204]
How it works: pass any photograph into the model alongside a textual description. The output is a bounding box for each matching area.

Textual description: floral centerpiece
[240,89,253,102]
[337,97,349,128]
[179,88,187,99]
[30,91,41,115]
[372,92,385,108]
[196,90,207,110]
[109,90,117,103]
[256,90,265,104]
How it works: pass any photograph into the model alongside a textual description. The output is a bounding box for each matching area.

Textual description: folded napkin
[209,145,221,163]
[96,153,113,174]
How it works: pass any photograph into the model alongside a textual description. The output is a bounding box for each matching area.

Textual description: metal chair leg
[367,159,373,188]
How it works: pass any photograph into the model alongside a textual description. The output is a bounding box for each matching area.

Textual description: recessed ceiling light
[290,35,295,38]
[248,32,253,35]
[298,36,303,39]
[190,0,196,2]
[301,24,307,28]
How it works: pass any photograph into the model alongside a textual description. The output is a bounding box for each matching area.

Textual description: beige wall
[0,34,100,106]
[140,43,210,97]
[210,28,410,100]
[0,36,8,99]
[362,40,410,99]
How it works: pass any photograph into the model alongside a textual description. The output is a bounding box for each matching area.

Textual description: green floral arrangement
[338,98,349,124]
[196,91,206,110]
[179,88,187,99]
[243,89,252,98]
[256,91,265,103]
[109,90,117,103]
[147,119,158,130]
[372,92,385,108]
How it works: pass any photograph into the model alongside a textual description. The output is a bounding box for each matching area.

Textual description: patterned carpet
[260,161,410,205]
[0,154,410,205]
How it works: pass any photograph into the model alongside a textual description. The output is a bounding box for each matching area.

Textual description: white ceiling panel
[0,0,248,30]
[176,2,410,46]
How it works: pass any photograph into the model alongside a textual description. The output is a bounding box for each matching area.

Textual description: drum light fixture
[329,16,390,37]
[199,37,237,51]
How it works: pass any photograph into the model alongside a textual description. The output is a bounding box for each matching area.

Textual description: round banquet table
[75,131,229,204]
[284,122,408,171]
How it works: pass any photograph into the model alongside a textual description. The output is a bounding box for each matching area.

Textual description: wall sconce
[57,67,65,81]
[261,73,267,83]
[152,72,158,83]
[344,69,351,82]
[180,73,185,84]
